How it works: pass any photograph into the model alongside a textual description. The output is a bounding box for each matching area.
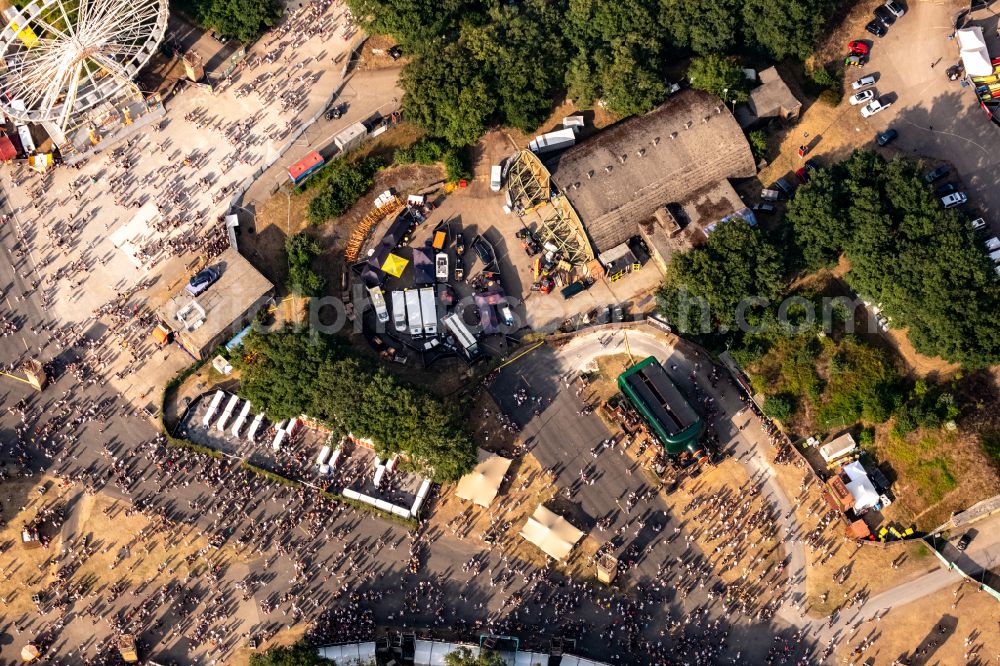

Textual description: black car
[752,202,776,214]
[876,128,898,146]
[935,182,960,196]
[866,19,887,37]
[387,45,403,60]
[957,532,974,551]
[924,165,950,183]
[185,267,219,296]
[774,177,796,198]
[874,5,896,24]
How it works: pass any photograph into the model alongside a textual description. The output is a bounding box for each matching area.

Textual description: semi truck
[419,287,437,336]
[404,289,423,336]
[391,290,407,332]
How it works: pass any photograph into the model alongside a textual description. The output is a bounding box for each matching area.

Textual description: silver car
[852,75,877,90]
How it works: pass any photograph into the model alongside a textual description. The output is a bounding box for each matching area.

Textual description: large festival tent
[455,449,512,508]
[520,505,584,562]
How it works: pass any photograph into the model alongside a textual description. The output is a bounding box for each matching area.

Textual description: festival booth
[455,449,512,508]
[520,505,584,562]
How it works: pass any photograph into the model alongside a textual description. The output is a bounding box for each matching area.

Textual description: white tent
[455,449,512,507]
[957,27,993,77]
[842,461,880,511]
[520,505,585,562]
[819,433,857,463]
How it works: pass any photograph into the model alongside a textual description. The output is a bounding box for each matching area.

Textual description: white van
[490,165,503,192]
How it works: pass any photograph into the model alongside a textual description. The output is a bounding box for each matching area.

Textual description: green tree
[565,51,599,107]
[785,168,849,269]
[306,157,382,224]
[763,394,795,421]
[195,0,282,42]
[345,0,475,53]
[249,642,332,666]
[284,232,325,297]
[741,0,835,60]
[445,647,506,666]
[660,0,739,54]
[400,43,496,146]
[657,220,785,332]
[687,53,748,103]
[747,130,768,162]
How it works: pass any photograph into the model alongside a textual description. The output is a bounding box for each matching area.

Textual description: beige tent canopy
[520,505,584,562]
[455,449,512,507]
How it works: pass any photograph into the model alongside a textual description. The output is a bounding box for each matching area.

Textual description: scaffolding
[536,196,594,265]
[506,150,550,212]
[507,150,594,265]
[345,195,402,262]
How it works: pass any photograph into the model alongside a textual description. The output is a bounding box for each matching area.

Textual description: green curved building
[617,356,705,457]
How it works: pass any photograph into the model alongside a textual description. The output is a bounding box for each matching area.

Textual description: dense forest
[234,326,477,482]
[346,0,838,145]
[657,151,1000,369]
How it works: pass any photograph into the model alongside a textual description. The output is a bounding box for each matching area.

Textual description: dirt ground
[663,459,789,593]
[876,424,1000,531]
[835,580,1000,665]
[0,480,238,618]
[430,452,601,578]
[225,625,308,666]
[768,456,936,617]
[355,35,408,71]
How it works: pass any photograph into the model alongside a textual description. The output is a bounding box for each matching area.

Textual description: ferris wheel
[0,0,168,131]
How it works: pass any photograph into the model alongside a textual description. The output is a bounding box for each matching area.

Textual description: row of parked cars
[925,165,1000,273]
[866,0,905,37]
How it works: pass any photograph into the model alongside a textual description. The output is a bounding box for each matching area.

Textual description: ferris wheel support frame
[0,0,168,131]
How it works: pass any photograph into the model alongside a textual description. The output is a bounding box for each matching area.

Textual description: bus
[287,150,325,185]
[419,287,437,336]
[404,289,423,337]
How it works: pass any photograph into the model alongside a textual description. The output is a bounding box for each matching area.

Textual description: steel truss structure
[507,150,593,265]
[0,0,168,131]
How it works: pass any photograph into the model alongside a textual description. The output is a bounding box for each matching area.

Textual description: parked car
[774,177,796,198]
[874,5,896,24]
[860,99,890,117]
[866,19,887,37]
[210,31,228,43]
[387,45,403,60]
[850,89,875,105]
[924,165,950,183]
[876,128,898,146]
[852,75,877,90]
[752,202,776,214]
[957,531,975,551]
[794,167,809,184]
[971,217,987,232]
[845,54,865,67]
[849,40,870,56]
[885,0,905,17]
[935,182,960,196]
[185,267,219,296]
[941,192,968,208]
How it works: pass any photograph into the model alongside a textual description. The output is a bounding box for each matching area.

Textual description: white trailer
[202,390,225,427]
[246,412,265,442]
[391,290,406,332]
[528,128,576,154]
[316,445,332,466]
[334,121,367,152]
[986,236,1000,251]
[442,313,479,356]
[216,394,240,432]
[405,289,423,336]
[367,286,389,323]
[230,400,253,437]
[991,248,1000,263]
[419,287,437,336]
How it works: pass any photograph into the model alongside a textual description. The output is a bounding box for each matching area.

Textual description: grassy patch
[982,429,1000,468]
[909,457,957,504]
